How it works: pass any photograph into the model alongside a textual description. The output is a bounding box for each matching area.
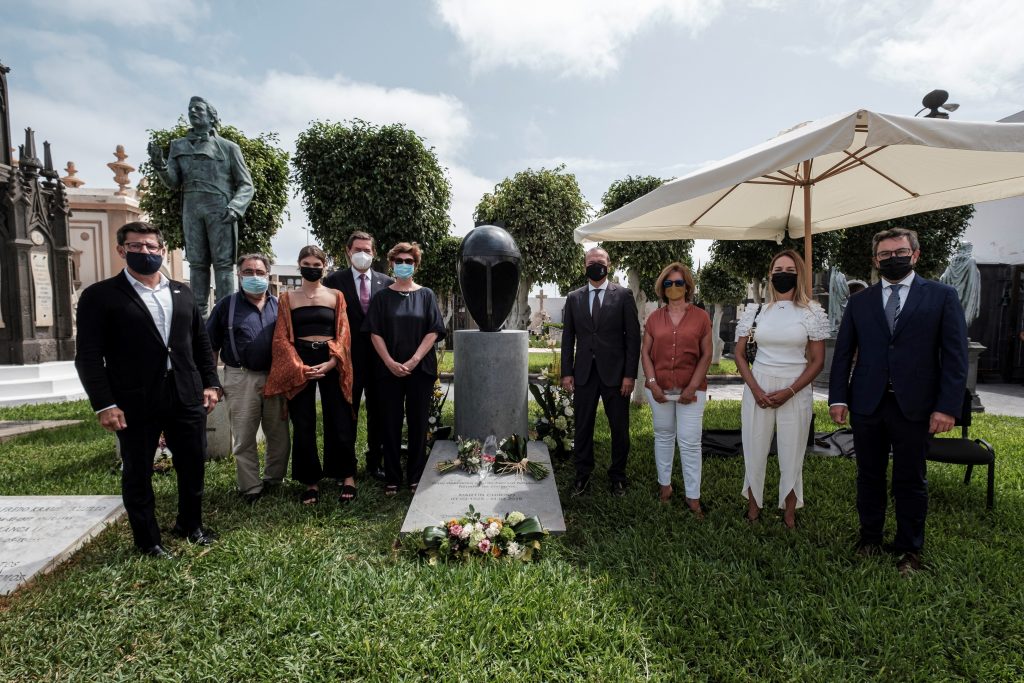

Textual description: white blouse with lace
[735,301,830,374]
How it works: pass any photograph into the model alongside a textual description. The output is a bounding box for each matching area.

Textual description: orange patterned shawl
[264,290,353,404]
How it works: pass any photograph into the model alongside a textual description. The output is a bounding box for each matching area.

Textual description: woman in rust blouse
[640,262,713,516]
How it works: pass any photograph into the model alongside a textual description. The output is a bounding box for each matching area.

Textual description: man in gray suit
[561,247,641,497]
[148,96,254,317]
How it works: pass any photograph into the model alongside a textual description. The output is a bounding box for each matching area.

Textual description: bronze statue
[147,96,254,316]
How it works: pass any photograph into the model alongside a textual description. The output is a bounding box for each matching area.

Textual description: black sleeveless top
[291,305,335,337]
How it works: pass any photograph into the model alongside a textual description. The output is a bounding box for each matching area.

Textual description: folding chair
[926,389,995,509]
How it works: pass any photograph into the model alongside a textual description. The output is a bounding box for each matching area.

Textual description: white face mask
[350,251,373,271]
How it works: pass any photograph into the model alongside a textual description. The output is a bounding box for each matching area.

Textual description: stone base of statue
[813,336,836,389]
[454,330,529,441]
[967,341,986,412]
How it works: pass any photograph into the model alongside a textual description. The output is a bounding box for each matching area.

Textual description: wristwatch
[646,378,657,384]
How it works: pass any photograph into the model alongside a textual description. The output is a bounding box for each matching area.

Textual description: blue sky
[4,0,1023,274]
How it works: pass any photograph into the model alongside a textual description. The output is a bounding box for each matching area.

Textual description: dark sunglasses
[663,279,687,288]
[392,258,415,265]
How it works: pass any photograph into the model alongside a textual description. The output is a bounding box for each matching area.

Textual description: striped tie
[885,284,902,333]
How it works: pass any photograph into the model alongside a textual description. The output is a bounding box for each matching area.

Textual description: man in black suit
[561,247,641,496]
[75,221,223,559]
[323,230,394,481]
[829,227,968,575]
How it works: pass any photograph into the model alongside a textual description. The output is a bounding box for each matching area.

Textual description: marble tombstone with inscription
[0,63,76,364]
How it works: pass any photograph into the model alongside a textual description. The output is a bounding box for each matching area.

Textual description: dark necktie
[591,288,602,325]
[885,283,902,333]
[359,274,370,313]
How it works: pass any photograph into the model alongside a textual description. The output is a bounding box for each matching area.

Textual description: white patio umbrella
[575,109,1024,288]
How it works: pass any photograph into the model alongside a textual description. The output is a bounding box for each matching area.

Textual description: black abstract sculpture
[458,224,521,332]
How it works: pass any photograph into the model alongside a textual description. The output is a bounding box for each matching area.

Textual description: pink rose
[478,539,491,554]
[449,524,463,538]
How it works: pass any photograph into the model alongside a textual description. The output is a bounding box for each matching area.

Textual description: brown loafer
[896,552,923,577]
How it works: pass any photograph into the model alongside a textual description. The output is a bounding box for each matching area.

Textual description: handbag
[744,304,763,364]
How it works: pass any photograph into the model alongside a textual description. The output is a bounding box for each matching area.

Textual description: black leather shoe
[141,545,175,560]
[242,491,263,505]
[369,467,386,482]
[171,525,219,546]
[896,552,923,576]
[610,481,628,497]
[854,540,883,558]
[571,478,590,497]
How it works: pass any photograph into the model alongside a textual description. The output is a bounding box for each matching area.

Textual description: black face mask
[877,255,914,281]
[586,263,608,282]
[300,266,323,282]
[126,251,163,276]
[771,272,798,294]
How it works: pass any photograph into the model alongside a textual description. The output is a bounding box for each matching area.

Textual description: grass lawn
[1,399,1022,681]
[437,352,738,377]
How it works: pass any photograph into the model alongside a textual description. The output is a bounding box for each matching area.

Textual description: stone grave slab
[401,440,566,535]
[0,496,125,596]
[0,420,82,443]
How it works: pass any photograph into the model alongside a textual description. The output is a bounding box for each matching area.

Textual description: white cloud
[825,0,1024,101]
[434,0,727,78]
[31,0,210,38]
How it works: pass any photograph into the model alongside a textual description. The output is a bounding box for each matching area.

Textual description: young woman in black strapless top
[265,245,356,505]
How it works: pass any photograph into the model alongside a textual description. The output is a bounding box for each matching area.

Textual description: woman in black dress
[366,242,446,496]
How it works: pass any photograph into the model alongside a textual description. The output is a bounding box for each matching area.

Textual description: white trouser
[740,368,812,509]
[221,365,291,494]
[645,388,707,498]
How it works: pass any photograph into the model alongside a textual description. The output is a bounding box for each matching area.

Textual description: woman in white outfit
[640,263,713,517]
[734,250,828,528]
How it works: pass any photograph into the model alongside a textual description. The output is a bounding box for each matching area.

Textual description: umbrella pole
[802,160,812,292]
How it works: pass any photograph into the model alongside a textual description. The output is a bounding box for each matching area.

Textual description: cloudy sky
[4,0,1023,275]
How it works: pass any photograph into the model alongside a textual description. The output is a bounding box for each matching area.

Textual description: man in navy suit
[75,221,223,558]
[561,247,641,497]
[324,231,394,483]
[829,227,968,575]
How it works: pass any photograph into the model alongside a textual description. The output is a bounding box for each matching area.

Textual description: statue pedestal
[454,330,529,441]
[967,341,986,413]
[813,336,836,389]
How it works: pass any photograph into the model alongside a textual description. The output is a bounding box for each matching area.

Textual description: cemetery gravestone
[401,440,565,535]
[0,495,124,595]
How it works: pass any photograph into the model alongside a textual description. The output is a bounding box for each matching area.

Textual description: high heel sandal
[299,488,319,505]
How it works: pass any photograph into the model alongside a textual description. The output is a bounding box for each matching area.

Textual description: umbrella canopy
[575,110,1024,284]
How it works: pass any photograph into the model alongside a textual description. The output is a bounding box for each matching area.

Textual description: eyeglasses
[240,269,268,277]
[392,258,415,265]
[876,248,913,260]
[124,242,163,253]
[663,279,687,288]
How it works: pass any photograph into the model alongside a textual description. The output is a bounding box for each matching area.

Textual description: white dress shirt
[352,267,372,289]
[881,271,915,312]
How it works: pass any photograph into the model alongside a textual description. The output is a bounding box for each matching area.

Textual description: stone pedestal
[967,341,986,412]
[813,336,836,389]
[454,329,529,441]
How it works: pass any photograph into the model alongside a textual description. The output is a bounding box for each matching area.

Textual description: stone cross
[535,289,547,312]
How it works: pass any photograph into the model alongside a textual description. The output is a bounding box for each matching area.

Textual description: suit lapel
[892,277,925,339]
[371,269,389,294]
[867,283,889,335]
[167,280,189,343]
[114,272,163,343]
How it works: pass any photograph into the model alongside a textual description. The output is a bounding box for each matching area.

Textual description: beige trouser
[740,367,813,510]
[221,365,290,494]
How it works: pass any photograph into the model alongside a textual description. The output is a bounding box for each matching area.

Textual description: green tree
[139,122,290,257]
[292,119,452,264]
[831,206,975,281]
[474,165,589,329]
[416,234,462,329]
[710,232,840,302]
[599,175,694,300]
[696,259,747,364]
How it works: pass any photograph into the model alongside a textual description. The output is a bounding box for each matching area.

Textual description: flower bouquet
[435,437,483,475]
[402,505,547,564]
[152,433,173,473]
[528,366,574,458]
[425,376,452,450]
[495,433,550,480]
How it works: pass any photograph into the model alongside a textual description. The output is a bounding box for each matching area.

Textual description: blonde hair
[654,262,695,303]
[765,249,811,307]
